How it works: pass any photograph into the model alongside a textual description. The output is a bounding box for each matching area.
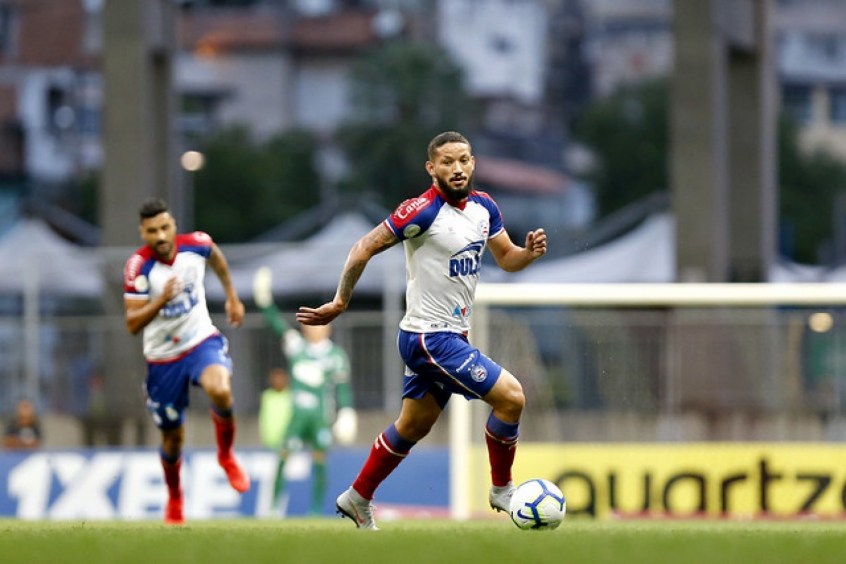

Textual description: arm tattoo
[336,225,397,304]
[337,261,366,304]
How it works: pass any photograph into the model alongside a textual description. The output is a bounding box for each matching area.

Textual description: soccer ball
[509,478,566,530]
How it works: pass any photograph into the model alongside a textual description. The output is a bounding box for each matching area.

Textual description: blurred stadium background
[4,0,846,521]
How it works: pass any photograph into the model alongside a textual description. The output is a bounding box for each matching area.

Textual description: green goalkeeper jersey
[283,329,352,423]
[260,303,353,425]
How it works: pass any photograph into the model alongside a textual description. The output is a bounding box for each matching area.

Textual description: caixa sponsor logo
[395,197,428,220]
[449,241,484,278]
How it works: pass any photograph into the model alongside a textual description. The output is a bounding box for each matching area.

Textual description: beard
[153,240,173,260]
[436,173,473,202]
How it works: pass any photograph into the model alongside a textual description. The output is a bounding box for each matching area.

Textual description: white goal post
[475,282,846,307]
[449,282,846,520]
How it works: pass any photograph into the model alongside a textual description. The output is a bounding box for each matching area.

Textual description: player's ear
[425,160,435,177]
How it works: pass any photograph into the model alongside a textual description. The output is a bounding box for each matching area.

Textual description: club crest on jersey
[470,364,488,382]
[449,240,484,278]
[478,221,489,238]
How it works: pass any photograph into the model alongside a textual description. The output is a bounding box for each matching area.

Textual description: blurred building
[574,0,846,161]
[176,3,401,141]
[4,0,846,190]
[0,0,595,239]
[14,0,846,242]
[776,0,846,156]
[0,0,101,184]
[437,0,548,133]
[581,0,673,99]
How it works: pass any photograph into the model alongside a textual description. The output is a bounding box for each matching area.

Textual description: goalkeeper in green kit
[253,267,357,515]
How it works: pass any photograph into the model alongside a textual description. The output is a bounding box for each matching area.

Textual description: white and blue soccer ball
[509,478,566,530]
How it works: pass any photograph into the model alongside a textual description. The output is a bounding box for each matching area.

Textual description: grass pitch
[1,518,845,564]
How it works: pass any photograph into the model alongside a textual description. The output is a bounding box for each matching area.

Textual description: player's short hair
[138,197,170,221]
[427,131,471,160]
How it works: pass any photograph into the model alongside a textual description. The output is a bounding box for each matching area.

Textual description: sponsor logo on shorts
[457,353,475,372]
[165,405,180,421]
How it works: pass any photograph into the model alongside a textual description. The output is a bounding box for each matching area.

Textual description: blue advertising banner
[0,446,449,520]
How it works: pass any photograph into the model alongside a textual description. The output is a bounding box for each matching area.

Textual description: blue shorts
[144,334,232,430]
[398,329,503,410]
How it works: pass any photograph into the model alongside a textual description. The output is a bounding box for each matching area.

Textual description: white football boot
[489,481,515,513]
[336,487,379,530]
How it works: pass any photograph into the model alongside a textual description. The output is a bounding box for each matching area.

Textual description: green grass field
[1,518,845,564]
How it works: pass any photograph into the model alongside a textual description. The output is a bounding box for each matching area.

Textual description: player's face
[427,142,474,202]
[140,212,177,260]
[268,368,288,391]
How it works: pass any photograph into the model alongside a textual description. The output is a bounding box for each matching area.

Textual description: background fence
[4,286,846,447]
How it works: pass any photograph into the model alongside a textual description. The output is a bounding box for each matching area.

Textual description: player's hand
[296,301,345,325]
[525,228,547,260]
[226,297,245,328]
[162,277,184,301]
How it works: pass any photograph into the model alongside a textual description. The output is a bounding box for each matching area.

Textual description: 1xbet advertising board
[0,447,448,520]
[6,443,846,520]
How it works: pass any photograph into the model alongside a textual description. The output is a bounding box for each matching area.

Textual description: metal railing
[3,305,846,443]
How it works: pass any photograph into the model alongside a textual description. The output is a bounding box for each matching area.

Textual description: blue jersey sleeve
[471,191,505,239]
[385,188,443,241]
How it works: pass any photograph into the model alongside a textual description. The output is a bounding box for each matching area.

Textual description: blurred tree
[572,78,846,265]
[337,40,478,206]
[778,117,846,264]
[62,172,99,226]
[194,126,321,242]
[572,78,669,217]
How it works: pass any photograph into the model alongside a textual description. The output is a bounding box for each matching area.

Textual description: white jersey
[384,185,505,334]
[123,232,219,362]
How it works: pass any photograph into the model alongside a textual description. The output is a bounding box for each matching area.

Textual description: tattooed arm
[296,223,398,325]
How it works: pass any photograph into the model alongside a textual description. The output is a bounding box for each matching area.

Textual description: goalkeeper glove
[252,266,274,309]
[333,407,357,445]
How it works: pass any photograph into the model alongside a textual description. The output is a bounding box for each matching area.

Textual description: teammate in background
[297,131,547,530]
[3,398,42,450]
[254,266,357,515]
[123,198,250,525]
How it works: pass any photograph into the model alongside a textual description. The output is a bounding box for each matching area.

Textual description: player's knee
[201,369,233,405]
[490,372,525,420]
[395,418,433,442]
[504,384,525,419]
[395,410,438,442]
[207,385,232,406]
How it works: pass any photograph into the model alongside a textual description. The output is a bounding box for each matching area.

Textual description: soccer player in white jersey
[123,198,251,525]
[297,131,547,529]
